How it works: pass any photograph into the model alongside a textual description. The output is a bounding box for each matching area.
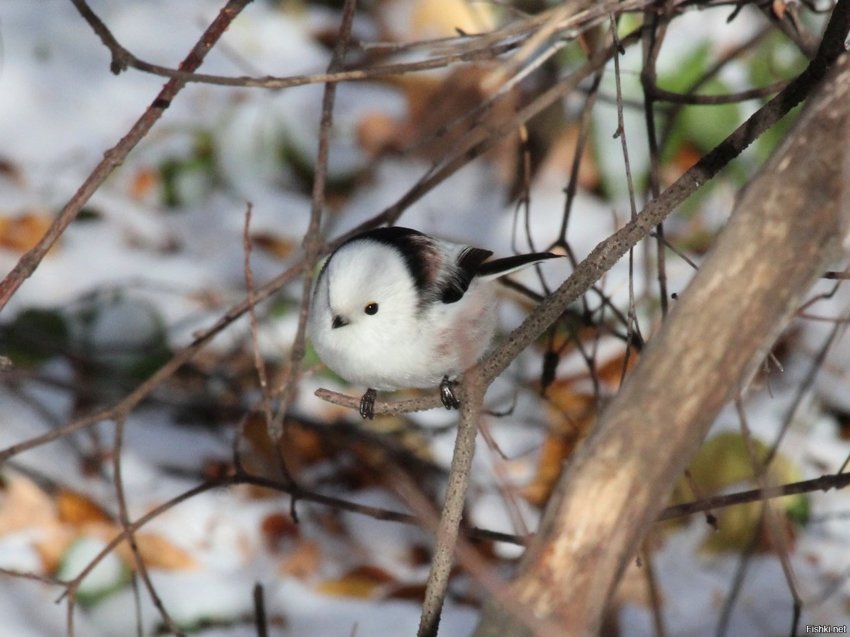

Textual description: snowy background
[1,1,849,636]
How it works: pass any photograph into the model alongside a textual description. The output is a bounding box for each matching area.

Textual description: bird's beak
[332,314,349,329]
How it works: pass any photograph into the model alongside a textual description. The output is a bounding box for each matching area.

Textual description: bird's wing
[438,247,493,304]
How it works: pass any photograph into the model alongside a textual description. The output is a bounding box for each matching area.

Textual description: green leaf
[1,308,70,366]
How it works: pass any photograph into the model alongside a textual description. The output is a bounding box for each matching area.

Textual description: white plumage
[308,227,558,418]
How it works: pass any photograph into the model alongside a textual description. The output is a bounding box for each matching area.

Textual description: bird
[308,226,560,419]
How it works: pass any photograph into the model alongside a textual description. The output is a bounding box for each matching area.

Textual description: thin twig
[242,206,296,494]
[640,0,671,318]
[640,540,668,637]
[112,417,184,635]
[557,69,603,246]
[610,14,644,387]
[253,583,268,637]
[268,0,358,446]
[417,366,486,637]
[658,471,850,520]
[735,399,802,634]
[0,0,253,311]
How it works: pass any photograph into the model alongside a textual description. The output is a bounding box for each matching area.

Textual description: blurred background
[1,1,849,636]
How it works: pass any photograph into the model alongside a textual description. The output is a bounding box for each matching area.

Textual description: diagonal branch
[0,0,253,311]
[472,4,850,634]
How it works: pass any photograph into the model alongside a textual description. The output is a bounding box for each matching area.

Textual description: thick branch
[473,29,850,637]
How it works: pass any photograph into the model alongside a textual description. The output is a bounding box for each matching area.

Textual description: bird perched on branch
[308,226,559,419]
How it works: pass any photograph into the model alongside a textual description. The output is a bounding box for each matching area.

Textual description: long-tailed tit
[308,227,559,419]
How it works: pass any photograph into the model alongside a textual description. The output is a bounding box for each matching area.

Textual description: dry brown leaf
[0,474,56,536]
[32,528,77,575]
[250,232,297,260]
[383,582,427,602]
[278,539,321,579]
[0,475,77,574]
[238,414,328,484]
[129,166,160,200]
[524,344,639,506]
[57,490,111,526]
[119,531,199,571]
[536,124,600,192]
[596,347,639,389]
[0,212,53,252]
[261,512,299,552]
[356,112,404,157]
[661,143,702,188]
[380,65,520,184]
[379,0,496,40]
[316,564,397,599]
[522,387,596,507]
[72,522,197,571]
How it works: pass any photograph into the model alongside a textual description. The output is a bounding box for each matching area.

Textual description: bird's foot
[359,388,377,420]
[439,376,461,410]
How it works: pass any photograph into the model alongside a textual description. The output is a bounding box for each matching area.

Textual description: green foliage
[159,130,218,208]
[56,538,130,607]
[660,45,741,164]
[673,431,809,552]
[1,307,70,366]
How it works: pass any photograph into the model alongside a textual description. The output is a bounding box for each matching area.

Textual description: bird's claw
[439,376,460,410]
[359,388,377,420]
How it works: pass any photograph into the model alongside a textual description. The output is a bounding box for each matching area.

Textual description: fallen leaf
[261,512,299,552]
[120,531,199,571]
[380,0,496,40]
[279,539,321,579]
[535,124,600,192]
[251,232,297,260]
[128,166,160,200]
[357,112,404,157]
[522,387,596,507]
[316,565,397,599]
[57,490,111,526]
[0,212,53,252]
[0,473,56,536]
[383,582,426,602]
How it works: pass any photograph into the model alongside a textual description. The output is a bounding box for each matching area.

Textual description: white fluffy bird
[308,227,559,419]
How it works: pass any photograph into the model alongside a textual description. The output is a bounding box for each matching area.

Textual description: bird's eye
[364,302,379,315]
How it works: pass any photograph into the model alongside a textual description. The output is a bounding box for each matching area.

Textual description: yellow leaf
[382,0,496,40]
[125,532,199,570]
[0,473,55,536]
[672,432,808,553]
[279,539,321,579]
[129,166,160,200]
[316,565,397,599]
[250,232,296,260]
[522,387,596,507]
[0,212,53,252]
[57,490,111,526]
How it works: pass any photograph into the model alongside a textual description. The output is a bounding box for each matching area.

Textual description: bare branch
[0,0,253,310]
[472,6,850,631]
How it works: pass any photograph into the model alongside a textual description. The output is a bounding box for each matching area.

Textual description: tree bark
[472,51,850,637]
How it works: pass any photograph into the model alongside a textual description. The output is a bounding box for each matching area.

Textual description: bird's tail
[477,252,562,279]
